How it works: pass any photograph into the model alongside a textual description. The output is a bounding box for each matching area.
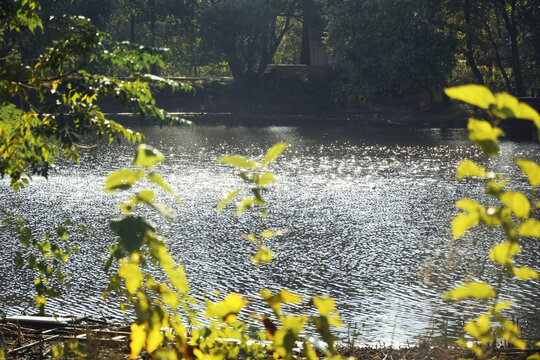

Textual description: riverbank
[100,78,470,129]
[1,317,537,359]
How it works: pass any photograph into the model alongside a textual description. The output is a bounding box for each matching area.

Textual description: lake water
[1,117,539,345]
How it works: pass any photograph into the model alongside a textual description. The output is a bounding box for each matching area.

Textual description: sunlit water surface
[1,119,539,345]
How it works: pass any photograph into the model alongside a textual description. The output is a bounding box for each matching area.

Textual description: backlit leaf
[464,314,492,344]
[118,260,143,294]
[217,190,240,212]
[453,213,479,239]
[258,172,277,187]
[217,155,257,169]
[130,323,147,359]
[500,191,530,219]
[205,293,247,323]
[444,282,496,300]
[133,144,165,169]
[489,242,521,266]
[519,219,540,238]
[250,245,274,265]
[493,93,540,124]
[513,266,539,280]
[515,159,540,187]
[147,315,164,354]
[444,85,495,109]
[262,143,287,167]
[261,229,287,239]
[456,159,487,180]
[493,301,513,314]
[467,118,503,156]
[104,168,145,193]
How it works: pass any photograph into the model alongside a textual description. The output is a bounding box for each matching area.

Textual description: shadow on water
[0,116,538,345]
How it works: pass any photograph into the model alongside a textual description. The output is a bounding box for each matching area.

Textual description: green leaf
[489,241,521,266]
[493,93,540,124]
[444,85,495,109]
[467,118,503,156]
[456,159,487,180]
[513,266,539,280]
[444,281,496,300]
[147,172,181,203]
[500,191,530,219]
[217,155,257,169]
[110,216,154,253]
[515,158,540,187]
[519,219,540,238]
[262,143,287,167]
[104,168,145,193]
[217,190,240,212]
[133,144,165,170]
[258,172,277,187]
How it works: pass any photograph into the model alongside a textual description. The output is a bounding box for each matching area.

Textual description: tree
[0,0,185,192]
[325,0,456,98]
[199,0,301,87]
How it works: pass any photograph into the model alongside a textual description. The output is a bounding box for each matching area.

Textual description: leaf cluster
[444,85,540,359]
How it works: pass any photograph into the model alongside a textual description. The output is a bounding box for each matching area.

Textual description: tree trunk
[485,23,512,93]
[149,0,158,75]
[499,0,525,96]
[464,0,484,85]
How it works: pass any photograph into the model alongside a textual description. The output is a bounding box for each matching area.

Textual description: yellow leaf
[467,118,503,156]
[261,228,287,239]
[130,323,147,359]
[519,219,540,238]
[147,316,164,354]
[513,266,539,280]
[217,190,239,212]
[444,281,496,300]
[280,289,302,304]
[153,349,179,360]
[500,191,530,219]
[489,241,521,266]
[262,143,288,167]
[464,314,492,344]
[133,144,165,169]
[527,354,540,360]
[493,301,513,314]
[205,293,247,323]
[453,213,479,239]
[118,260,144,294]
[258,172,277,187]
[456,159,487,180]
[515,159,540,187]
[250,245,274,265]
[444,85,496,109]
[493,92,540,124]
[217,155,257,169]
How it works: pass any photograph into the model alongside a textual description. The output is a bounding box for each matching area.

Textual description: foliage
[0,0,189,193]
[444,84,540,358]
[1,211,88,315]
[99,143,352,360]
[199,0,300,86]
[325,0,456,98]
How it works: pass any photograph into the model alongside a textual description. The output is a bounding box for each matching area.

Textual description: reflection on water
[0,120,539,345]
